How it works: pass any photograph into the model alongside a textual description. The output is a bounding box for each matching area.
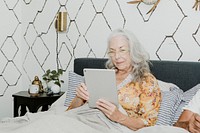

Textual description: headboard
[74,58,200,92]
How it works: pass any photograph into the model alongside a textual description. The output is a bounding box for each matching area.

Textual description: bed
[0,58,200,133]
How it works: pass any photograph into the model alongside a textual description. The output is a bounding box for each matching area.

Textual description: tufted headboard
[74,58,200,92]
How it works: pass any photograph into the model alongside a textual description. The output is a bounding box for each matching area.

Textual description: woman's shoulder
[143,72,157,80]
[141,72,158,86]
[141,73,160,92]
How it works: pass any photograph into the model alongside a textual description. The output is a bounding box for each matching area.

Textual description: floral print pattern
[118,73,161,126]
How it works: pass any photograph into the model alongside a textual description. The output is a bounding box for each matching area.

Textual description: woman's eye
[120,49,127,53]
[108,51,115,55]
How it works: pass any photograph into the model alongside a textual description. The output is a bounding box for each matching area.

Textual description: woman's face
[108,35,132,71]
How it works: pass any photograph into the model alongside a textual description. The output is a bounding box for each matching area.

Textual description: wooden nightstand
[12,91,64,117]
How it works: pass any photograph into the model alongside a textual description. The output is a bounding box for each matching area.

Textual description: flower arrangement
[42,69,64,87]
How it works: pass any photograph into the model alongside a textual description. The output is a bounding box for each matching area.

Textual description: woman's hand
[76,83,89,101]
[188,113,200,133]
[67,83,89,110]
[96,99,124,122]
[96,99,145,130]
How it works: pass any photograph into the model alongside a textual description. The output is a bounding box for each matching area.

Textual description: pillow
[157,80,179,92]
[156,87,183,126]
[64,71,84,107]
[172,84,200,124]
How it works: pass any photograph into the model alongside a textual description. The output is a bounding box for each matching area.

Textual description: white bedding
[0,101,189,133]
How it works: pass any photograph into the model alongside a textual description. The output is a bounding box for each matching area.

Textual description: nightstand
[12,91,64,117]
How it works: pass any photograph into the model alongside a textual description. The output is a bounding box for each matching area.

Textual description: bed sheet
[0,103,189,133]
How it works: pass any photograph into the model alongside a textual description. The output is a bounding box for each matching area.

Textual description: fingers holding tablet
[76,83,89,101]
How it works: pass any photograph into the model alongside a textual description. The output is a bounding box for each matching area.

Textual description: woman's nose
[114,52,121,59]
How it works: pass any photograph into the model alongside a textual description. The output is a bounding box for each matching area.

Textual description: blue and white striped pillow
[156,87,183,126]
[172,84,200,124]
[64,71,84,107]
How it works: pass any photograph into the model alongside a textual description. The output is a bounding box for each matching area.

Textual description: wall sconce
[55,12,67,32]
[55,11,67,70]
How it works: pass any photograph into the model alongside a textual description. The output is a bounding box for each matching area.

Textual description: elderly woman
[68,29,161,131]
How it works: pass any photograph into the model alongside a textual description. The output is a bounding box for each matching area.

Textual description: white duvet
[0,103,189,133]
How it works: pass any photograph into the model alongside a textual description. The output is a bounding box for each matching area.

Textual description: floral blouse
[118,73,161,126]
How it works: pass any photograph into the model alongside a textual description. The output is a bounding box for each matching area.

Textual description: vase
[51,84,61,94]
[47,81,54,89]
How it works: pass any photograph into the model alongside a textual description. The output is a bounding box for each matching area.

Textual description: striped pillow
[64,71,84,107]
[156,87,183,126]
[172,84,200,124]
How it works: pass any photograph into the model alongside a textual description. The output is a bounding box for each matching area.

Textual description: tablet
[83,68,118,108]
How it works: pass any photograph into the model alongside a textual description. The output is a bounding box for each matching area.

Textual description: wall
[0,0,199,119]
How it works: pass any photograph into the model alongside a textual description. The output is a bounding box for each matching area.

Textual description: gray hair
[105,29,150,82]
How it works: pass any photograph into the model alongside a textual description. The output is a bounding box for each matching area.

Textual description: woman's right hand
[76,83,89,101]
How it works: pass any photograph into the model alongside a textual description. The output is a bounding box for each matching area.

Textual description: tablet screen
[83,68,118,108]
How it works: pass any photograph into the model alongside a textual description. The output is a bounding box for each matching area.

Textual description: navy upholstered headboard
[74,58,200,92]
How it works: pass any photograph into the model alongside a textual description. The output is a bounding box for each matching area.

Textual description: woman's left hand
[188,113,200,133]
[96,99,122,122]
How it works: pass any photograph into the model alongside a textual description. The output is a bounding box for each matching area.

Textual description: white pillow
[157,80,179,91]
[64,71,84,107]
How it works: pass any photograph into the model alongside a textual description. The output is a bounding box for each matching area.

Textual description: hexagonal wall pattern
[0,1,19,45]
[0,51,7,75]
[2,62,21,86]
[58,42,73,70]
[0,76,8,96]
[24,24,38,46]
[0,0,200,119]
[156,37,183,61]
[193,24,200,47]
[31,36,50,67]
[76,0,96,34]
[1,37,19,61]
[67,21,81,48]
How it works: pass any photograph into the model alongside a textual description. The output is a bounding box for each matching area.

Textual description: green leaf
[51,70,57,75]
[43,77,48,80]
[42,73,47,77]
[54,81,61,87]
[58,69,63,75]
[46,69,51,74]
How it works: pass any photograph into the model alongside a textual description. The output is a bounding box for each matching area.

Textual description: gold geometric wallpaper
[0,0,200,118]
